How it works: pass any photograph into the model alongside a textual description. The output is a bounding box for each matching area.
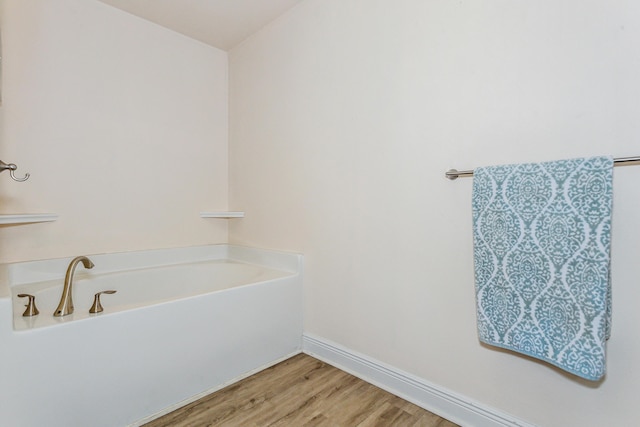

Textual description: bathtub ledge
[0,213,58,224]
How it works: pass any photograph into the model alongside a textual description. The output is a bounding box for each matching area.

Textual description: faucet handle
[89,290,117,314]
[17,294,39,317]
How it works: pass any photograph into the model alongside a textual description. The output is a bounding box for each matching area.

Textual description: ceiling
[97,0,304,51]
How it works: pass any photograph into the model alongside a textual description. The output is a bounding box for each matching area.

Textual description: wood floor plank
[267,374,362,426]
[413,411,451,427]
[300,413,333,427]
[240,357,351,426]
[356,402,417,427]
[329,381,395,426]
[143,354,459,427]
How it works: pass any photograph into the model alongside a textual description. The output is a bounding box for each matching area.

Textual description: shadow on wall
[479,343,603,389]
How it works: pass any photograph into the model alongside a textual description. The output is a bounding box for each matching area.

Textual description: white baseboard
[302,333,535,427]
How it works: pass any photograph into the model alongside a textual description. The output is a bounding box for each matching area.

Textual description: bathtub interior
[5,244,299,331]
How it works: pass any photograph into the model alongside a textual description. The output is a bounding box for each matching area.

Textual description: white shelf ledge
[200,211,245,219]
[0,214,58,225]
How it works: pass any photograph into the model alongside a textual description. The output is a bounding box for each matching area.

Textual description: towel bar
[445,156,640,180]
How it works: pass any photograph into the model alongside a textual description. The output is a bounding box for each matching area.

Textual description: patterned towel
[472,156,613,380]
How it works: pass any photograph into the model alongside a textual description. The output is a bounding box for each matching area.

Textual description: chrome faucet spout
[53,256,94,317]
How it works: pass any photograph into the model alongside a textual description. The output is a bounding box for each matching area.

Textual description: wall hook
[0,160,30,182]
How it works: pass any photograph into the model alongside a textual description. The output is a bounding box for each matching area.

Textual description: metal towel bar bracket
[0,159,30,182]
[446,156,640,180]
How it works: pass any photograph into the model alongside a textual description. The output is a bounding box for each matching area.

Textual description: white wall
[229,1,640,425]
[0,0,229,263]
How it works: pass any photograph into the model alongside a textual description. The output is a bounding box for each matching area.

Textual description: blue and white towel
[472,156,613,380]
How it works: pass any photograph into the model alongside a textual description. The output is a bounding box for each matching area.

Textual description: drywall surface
[0,0,229,262]
[229,1,640,425]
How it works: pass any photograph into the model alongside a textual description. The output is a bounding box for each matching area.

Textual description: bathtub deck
[142,353,459,427]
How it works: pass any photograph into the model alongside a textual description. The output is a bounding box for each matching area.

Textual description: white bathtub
[0,245,303,426]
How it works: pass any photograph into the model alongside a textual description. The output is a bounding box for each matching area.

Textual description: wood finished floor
[143,353,460,427]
